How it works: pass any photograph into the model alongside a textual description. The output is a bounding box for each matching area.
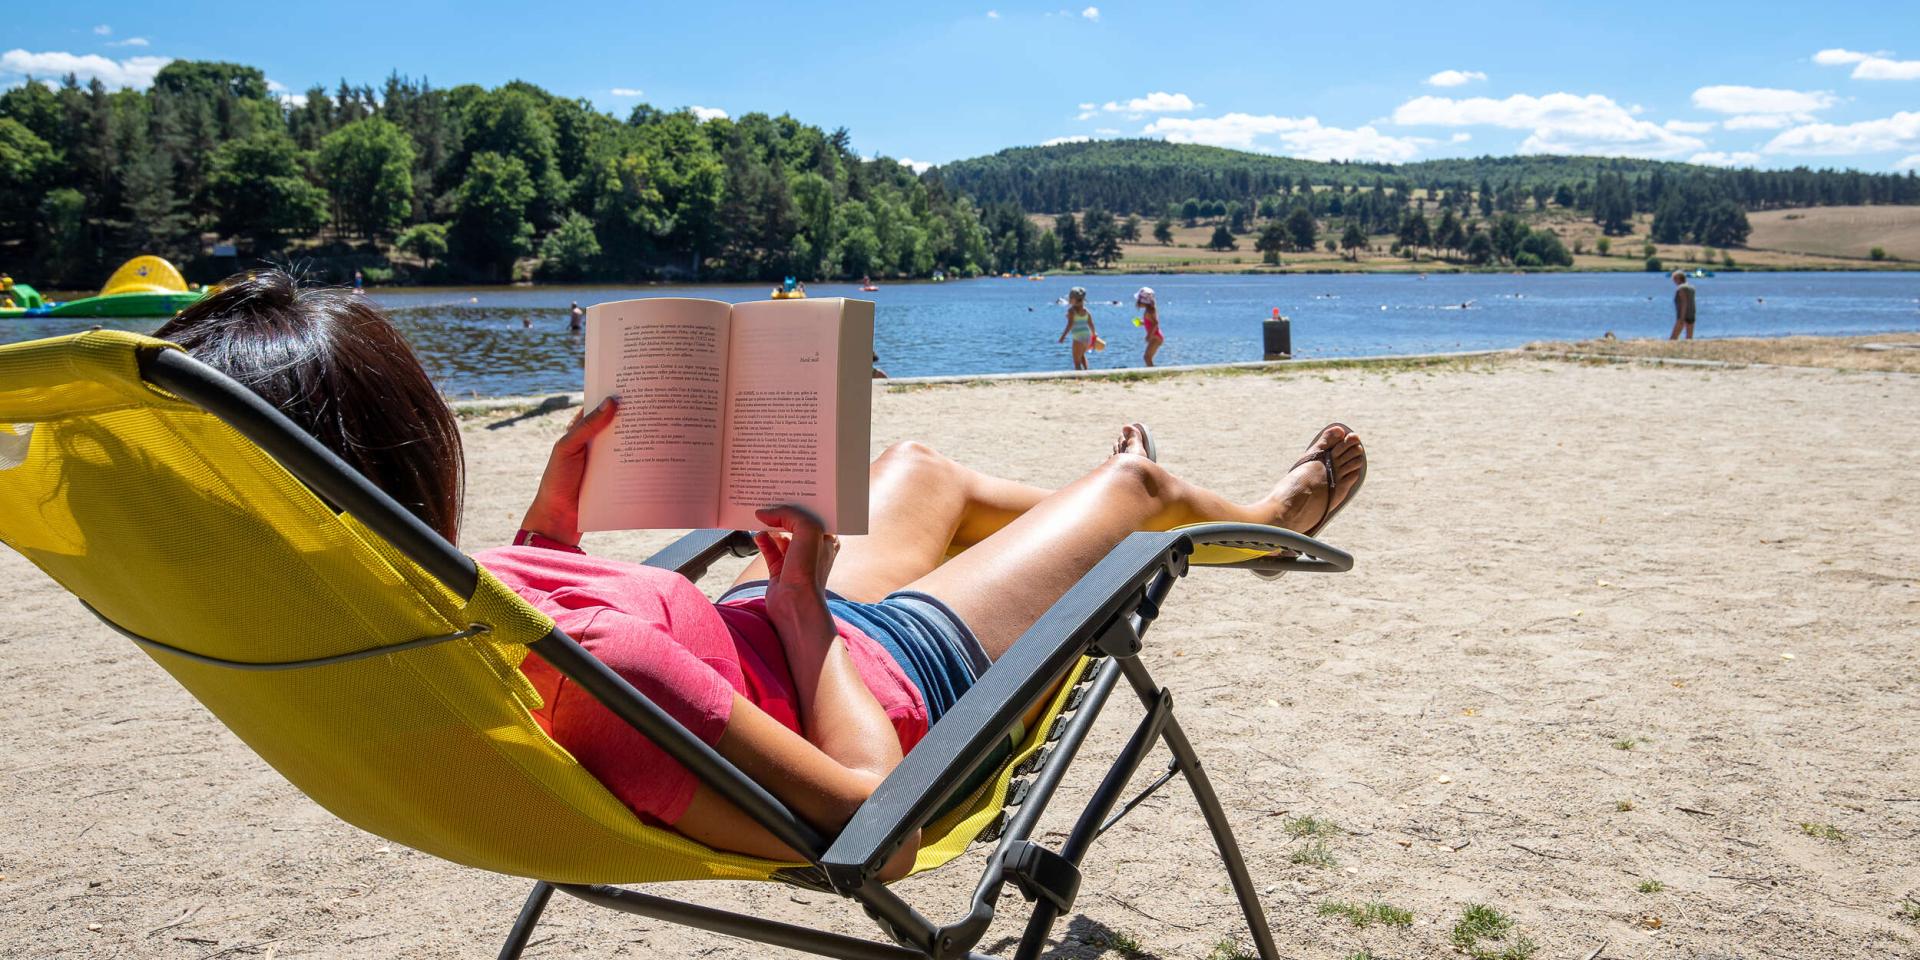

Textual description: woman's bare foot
[1111,422,1155,461]
[1268,425,1366,534]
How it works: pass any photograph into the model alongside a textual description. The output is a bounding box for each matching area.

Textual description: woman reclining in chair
[157,272,1367,878]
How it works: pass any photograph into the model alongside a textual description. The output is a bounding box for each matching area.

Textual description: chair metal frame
[124,346,1353,960]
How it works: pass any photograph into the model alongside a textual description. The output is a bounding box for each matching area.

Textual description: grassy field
[1747,205,1920,262]
[1033,207,1918,275]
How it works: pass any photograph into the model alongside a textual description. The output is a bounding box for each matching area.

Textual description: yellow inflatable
[100,255,191,297]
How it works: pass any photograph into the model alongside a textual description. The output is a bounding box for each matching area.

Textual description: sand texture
[2,356,1916,959]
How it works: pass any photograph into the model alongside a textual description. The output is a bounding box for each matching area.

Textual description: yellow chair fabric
[0,330,1081,886]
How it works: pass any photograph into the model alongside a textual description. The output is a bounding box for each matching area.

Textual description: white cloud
[93,24,111,35]
[1094,126,1120,135]
[1813,47,1920,80]
[106,37,149,48]
[1813,48,1872,65]
[1450,132,1472,143]
[1081,6,1100,20]
[1763,110,1920,155]
[1392,92,1706,158]
[1425,69,1486,88]
[610,87,643,96]
[896,157,934,173]
[1855,56,1920,80]
[0,49,172,89]
[1690,85,1834,118]
[1723,113,1795,130]
[1895,154,1920,170]
[1689,151,1762,167]
[1090,92,1188,117]
[1665,119,1717,133]
[1041,135,1092,146]
[1142,112,1422,162]
[690,105,728,121]
[986,9,1000,18]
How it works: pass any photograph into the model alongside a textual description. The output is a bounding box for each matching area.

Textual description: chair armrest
[818,530,1193,891]
[641,529,759,580]
[1179,521,1354,574]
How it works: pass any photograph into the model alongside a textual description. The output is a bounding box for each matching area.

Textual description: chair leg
[497,881,555,960]
[1113,655,1280,960]
[1162,714,1280,960]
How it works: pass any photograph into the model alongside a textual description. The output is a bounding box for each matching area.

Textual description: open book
[578,297,874,534]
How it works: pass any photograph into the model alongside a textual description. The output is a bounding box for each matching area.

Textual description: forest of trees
[940,139,1920,218]
[0,61,1045,285]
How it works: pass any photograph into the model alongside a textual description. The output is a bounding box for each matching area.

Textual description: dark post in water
[1263,308,1292,361]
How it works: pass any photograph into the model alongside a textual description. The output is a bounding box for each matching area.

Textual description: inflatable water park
[0,256,209,319]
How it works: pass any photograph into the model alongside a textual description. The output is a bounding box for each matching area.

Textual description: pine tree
[1340,221,1367,260]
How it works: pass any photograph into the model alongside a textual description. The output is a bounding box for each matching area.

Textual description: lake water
[11,272,1917,396]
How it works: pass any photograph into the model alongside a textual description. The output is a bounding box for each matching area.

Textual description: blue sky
[6,1,1919,172]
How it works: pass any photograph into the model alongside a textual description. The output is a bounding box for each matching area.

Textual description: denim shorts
[717,581,989,724]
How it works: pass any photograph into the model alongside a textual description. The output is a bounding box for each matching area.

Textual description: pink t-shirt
[477,545,928,825]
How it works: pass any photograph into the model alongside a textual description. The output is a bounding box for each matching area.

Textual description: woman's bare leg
[907,427,1366,660]
[729,441,1056,601]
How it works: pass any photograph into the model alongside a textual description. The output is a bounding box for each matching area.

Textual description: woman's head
[1134,286,1155,309]
[1068,286,1087,307]
[156,270,464,541]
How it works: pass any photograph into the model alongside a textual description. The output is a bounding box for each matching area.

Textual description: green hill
[935,139,1919,215]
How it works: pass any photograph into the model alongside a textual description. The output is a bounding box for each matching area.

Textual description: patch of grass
[1615,799,1634,812]
[1345,952,1378,960]
[1450,903,1538,960]
[1637,879,1665,894]
[1205,938,1256,960]
[1092,929,1145,956]
[1289,839,1337,868]
[1611,738,1637,751]
[1896,899,1920,925]
[1283,814,1342,839]
[1800,822,1847,842]
[1317,900,1414,928]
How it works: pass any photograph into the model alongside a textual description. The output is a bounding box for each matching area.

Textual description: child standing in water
[1134,286,1164,367]
[1056,286,1098,370]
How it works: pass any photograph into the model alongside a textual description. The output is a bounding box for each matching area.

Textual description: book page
[717,298,873,533]
[577,298,733,531]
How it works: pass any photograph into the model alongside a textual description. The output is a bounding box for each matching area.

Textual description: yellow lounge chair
[0,330,1352,960]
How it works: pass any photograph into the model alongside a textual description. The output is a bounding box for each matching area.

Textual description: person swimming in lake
[1057,286,1098,370]
[1134,286,1164,367]
[569,301,585,333]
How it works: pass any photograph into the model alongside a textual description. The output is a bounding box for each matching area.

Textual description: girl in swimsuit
[1135,286,1164,367]
[1056,286,1097,371]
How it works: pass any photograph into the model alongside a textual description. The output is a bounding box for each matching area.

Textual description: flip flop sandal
[1255,422,1365,580]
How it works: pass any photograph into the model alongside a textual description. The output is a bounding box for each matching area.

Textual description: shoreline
[446,332,1920,412]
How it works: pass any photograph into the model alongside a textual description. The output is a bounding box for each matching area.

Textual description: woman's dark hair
[156,270,464,541]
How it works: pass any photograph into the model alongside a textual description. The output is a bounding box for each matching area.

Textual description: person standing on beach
[1134,286,1165,367]
[1057,286,1098,370]
[568,301,585,333]
[1669,270,1696,340]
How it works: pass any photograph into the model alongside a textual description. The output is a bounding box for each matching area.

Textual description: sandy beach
[2,354,1916,959]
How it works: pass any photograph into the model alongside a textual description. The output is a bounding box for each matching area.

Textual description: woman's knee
[872,440,955,481]
[1096,451,1171,499]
